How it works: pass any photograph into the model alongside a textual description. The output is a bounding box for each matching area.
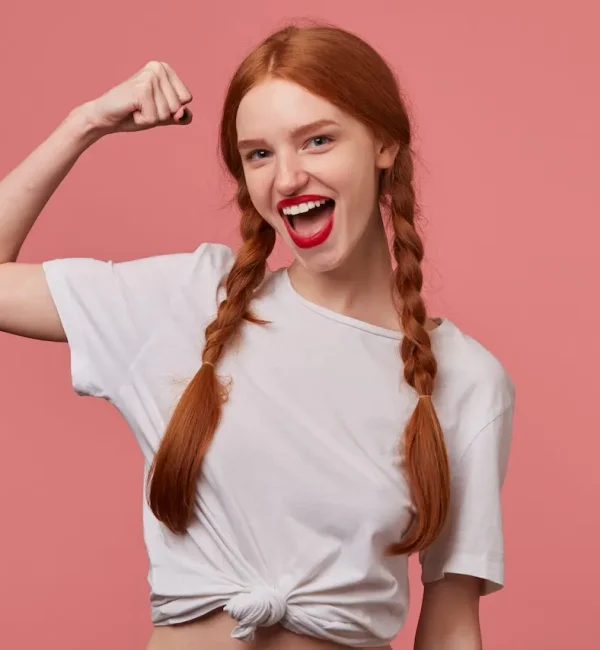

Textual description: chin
[290,243,351,275]
[276,212,359,275]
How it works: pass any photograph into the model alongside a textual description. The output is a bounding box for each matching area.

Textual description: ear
[374,137,400,170]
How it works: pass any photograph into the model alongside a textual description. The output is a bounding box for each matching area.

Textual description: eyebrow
[236,119,340,151]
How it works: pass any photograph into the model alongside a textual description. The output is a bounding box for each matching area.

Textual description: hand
[79,61,193,136]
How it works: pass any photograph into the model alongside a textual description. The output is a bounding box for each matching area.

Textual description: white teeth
[282,199,330,216]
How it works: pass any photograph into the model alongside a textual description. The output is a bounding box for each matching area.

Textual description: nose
[274,152,309,196]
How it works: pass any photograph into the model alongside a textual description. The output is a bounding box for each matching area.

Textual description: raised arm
[0,61,193,342]
[0,108,102,341]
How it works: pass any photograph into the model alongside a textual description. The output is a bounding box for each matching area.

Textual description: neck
[287,209,401,331]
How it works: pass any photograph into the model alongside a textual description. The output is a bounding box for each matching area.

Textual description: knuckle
[145,60,161,72]
[144,60,165,80]
[161,61,178,80]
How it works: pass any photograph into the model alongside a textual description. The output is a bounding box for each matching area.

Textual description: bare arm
[0,108,101,265]
[0,108,103,341]
[0,61,193,342]
[414,574,483,650]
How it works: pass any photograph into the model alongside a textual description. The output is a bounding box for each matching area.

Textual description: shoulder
[43,241,236,285]
[177,242,236,283]
[435,319,515,405]
[42,241,238,334]
[136,242,236,300]
[433,319,516,459]
[193,242,236,268]
[160,242,236,312]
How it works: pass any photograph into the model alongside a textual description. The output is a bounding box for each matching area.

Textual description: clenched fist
[81,61,193,135]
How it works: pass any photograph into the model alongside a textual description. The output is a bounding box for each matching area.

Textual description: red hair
[147,21,450,556]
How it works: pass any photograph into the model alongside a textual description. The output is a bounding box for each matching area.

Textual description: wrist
[65,103,109,147]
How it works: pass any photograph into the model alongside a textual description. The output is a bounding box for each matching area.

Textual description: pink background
[1,1,598,649]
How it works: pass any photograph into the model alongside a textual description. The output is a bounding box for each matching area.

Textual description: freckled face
[235,79,397,273]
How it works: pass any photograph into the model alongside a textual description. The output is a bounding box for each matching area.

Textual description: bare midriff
[146,608,392,650]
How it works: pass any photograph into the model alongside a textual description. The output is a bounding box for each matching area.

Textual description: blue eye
[245,135,333,161]
[308,135,332,148]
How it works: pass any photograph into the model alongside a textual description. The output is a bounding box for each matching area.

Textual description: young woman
[0,22,515,650]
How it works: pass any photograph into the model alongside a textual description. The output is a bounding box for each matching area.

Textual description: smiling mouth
[280,198,336,235]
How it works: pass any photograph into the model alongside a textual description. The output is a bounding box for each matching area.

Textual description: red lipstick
[276,194,335,250]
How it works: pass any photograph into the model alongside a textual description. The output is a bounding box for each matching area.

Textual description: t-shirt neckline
[279,267,449,341]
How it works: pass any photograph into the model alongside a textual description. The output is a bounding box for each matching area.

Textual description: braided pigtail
[147,204,275,534]
[383,146,451,556]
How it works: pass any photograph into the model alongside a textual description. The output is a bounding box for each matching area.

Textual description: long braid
[147,206,275,533]
[203,209,276,364]
[384,147,451,555]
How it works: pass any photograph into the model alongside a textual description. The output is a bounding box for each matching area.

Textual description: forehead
[236,78,345,136]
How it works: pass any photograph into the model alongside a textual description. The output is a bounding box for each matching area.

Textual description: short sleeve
[42,242,234,399]
[419,403,515,595]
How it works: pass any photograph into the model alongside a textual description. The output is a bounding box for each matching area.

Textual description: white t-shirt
[42,242,515,647]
